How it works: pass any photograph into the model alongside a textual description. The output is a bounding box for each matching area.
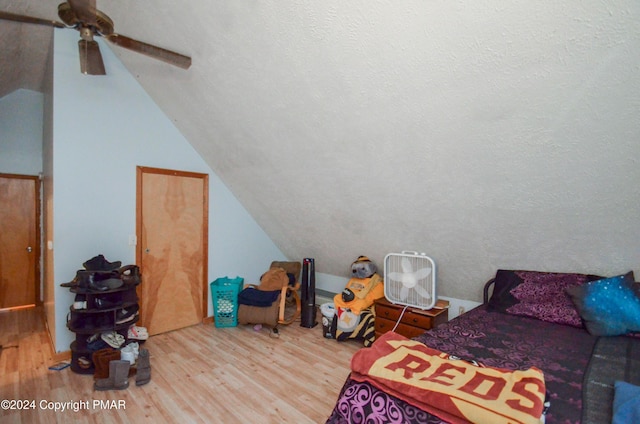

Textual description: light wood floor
[0,307,361,423]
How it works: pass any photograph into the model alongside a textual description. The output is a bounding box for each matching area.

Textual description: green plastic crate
[210,276,244,328]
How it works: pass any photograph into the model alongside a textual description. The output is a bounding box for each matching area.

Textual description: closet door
[0,174,39,309]
[137,167,208,335]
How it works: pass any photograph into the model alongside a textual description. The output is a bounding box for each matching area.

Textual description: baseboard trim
[51,349,71,362]
[315,289,336,306]
[41,307,71,362]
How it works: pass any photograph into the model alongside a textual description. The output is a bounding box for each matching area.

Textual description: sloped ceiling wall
[0,10,52,98]
[2,1,639,301]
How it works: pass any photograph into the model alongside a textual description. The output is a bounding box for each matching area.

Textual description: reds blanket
[350,332,546,424]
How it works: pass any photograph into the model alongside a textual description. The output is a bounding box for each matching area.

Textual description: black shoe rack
[64,271,141,374]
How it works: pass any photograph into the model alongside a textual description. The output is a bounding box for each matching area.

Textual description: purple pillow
[487,269,603,327]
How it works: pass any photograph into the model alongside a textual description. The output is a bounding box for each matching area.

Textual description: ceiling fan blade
[106,33,192,69]
[0,10,65,28]
[78,39,106,75]
[67,0,97,25]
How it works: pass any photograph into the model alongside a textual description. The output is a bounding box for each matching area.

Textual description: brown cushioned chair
[237,261,302,327]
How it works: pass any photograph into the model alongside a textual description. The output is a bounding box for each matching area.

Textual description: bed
[326,269,640,424]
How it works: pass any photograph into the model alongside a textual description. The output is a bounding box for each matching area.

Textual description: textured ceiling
[2,1,639,301]
[0,5,52,98]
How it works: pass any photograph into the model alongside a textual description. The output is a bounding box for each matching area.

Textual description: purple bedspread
[326,305,598,424]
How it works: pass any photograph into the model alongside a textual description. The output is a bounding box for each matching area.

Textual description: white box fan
[384,251,436,310]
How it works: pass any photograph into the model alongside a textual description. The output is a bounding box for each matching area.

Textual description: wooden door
[136,167,208,336]
[0,174,40,309]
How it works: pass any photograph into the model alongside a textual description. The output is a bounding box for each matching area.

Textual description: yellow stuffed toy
[333,256,384,315]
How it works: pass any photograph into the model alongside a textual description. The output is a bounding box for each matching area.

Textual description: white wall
[316,273,481,320]
[0,89,43,175]
[50,29,286,352]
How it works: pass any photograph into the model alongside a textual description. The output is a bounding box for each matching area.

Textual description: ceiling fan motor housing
[57,2,114,36]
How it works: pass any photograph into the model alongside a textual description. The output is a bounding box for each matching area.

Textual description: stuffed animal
[333,256,385,315]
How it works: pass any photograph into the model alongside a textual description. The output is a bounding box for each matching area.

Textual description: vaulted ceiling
[2,1,639,301]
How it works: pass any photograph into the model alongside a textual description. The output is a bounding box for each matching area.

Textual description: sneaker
[73,300,87,310]
[127,325,149,341]
[120,342,139,364]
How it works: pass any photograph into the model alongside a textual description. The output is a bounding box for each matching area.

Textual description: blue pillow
[566,271,640,336]
[613,381,640,424]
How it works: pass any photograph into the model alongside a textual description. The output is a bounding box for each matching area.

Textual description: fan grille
[384,252,436,310]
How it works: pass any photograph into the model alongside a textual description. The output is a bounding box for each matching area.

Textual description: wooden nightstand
[374,298,449,340]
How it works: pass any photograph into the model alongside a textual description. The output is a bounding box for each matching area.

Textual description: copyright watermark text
[1,399,126,412]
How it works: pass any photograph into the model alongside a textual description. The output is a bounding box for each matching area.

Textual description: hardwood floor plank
[0,307,361,423]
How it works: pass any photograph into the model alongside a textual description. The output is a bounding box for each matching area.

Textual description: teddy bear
[333,256,385,333]
[334,256,385,313]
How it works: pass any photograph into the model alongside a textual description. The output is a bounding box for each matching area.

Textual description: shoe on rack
[91,271,124,291]
[117,314,139,326]
[101,331,125,348]
[68,270,107,293]
[118,265,142,286]
[87,333,110,351]
[73,294,87,310]
[87,339,109,351]
[93,277,123,291]
[94,297,123,310]
[115,305,139,324]
[63,270,123,292]
[73,300,87,311]
[60,269,88,288]
[83,255,122,272]
[127,325,149,341]
[77,356,92,370]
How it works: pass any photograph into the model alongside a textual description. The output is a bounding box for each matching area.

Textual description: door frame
[0,173,42,308]
[135,166,209,326]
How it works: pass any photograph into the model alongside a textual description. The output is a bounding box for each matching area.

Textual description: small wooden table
[374,297,449,340]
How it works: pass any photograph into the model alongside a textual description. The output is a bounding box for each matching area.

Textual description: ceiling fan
[0,0,191,75]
